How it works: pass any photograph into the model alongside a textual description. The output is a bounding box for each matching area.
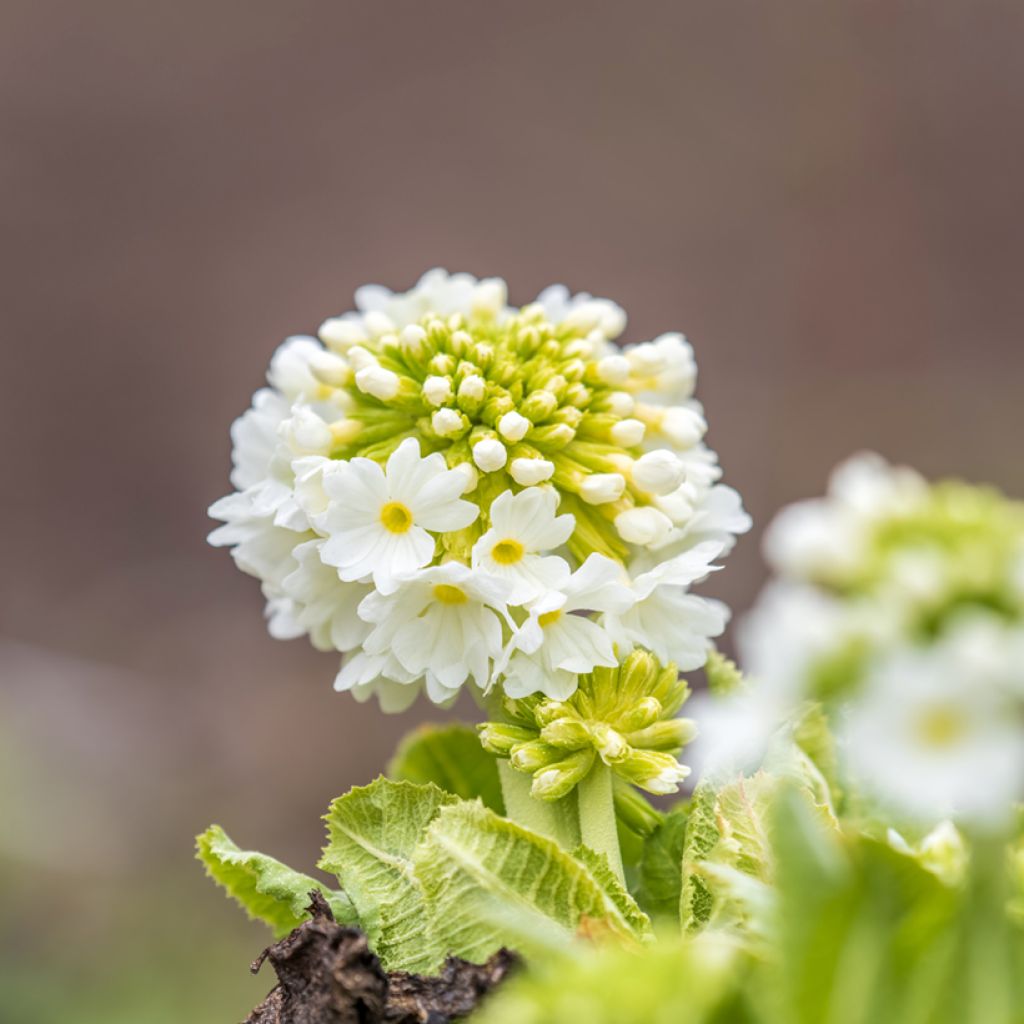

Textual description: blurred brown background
[2,2,1023,1020]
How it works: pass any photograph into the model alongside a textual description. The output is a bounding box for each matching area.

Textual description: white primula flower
[317,438,478,592]
[279,540,373,653]
[471,488,574,604]
[333,651,421,713]
[840,640,1024,826]
[604,540,726,668]
[229,388,291,491]
[501,554,636,700]
[358,562,513,698]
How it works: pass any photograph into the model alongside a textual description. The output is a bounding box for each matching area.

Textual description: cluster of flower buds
[209,270,748,709]
[703,453,1024,828]
[480,649,696,798]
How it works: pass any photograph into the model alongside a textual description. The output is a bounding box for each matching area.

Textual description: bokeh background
[3,2,1023,1020]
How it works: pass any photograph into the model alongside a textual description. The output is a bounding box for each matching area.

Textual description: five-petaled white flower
[318,438,478,592]
[471,488,574,605]
[358,562,514,703]
[501,554,636,700]
[604,540,726,668]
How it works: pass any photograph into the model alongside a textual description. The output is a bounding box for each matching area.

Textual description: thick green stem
[498,761,579,850]
[576,760,624,882]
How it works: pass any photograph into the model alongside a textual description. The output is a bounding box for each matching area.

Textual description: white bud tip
[615,506,674,546]
[660,407,706,447]
[286,409,333,453]
[627,341,668,375]
[308,350,351,387]
[471,278,507,316]
[597,355,630,385]
[355,365,400,401]
[450,461,479,494]
[400,324,427,349]
[422,375,453,406]
[472,438,508,473]
[509,457,555,485]
[318,317,367,351]
[432,408,463,437]
[362,311,395,337]
[458,374,486,401]
[610,418,646,447]
[632,449,687,495]
[579,472,626,505]
[497,411,530,442]
[346,345,378,372]
[605,391,635,417]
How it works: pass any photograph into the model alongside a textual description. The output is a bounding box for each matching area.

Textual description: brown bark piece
[244,891,517,1024]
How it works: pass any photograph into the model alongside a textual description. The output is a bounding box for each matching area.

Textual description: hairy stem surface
[497,761,579,850]
[576,760,624,882]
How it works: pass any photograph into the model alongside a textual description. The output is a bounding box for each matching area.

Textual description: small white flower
[359,562,513,698]
[604,540,726,668]
[472,488,574,604]
[501,554,636,700]
[580,473,626,505]
[280,540,373,653]
[472,438,508,472]
[841,641,1024,827]
[632,449,687,495]
[334,651,421,713]
[317,438,478,592]
[615,506,674,546]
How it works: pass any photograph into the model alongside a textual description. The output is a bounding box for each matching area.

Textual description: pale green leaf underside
[414,801,648,965]
[318,777,457,972]
[680,782,720,931]
[196,825,355,937]
[388,722,505,813]
[572,845,652,938]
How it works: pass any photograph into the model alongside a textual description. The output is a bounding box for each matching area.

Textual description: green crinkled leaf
[414,801,647,964]
[572,845,652,938]
[388,722,504,813]
[680,783,720,931]
[635,804,688,922]
[196,825,355,937]
[791,702,843,807]
[712,772,778,883]
[318,777,457,972]
[704,650,744,696]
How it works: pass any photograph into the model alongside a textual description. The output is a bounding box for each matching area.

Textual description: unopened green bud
[478,723,536,757]
[539,717,591,750]
[531,748,595,801]
[510,741,564,773]
[623,717,697,753]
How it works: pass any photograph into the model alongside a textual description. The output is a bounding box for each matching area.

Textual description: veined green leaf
[680,782,719,930]
[635,804,688,923]
[318,777,456,972]
[196,825,355,937]
[573,845,652,938]
[388,722,504,813]
[414,801,648,964]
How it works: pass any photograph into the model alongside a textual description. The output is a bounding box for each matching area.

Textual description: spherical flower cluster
[703,453,1024,828]
[209,270,749,709]
[480,649,697,798]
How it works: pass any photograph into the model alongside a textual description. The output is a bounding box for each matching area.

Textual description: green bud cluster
[479,649,696,799]
[320,306,665,563]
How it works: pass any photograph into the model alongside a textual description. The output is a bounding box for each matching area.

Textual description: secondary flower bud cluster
[701,453,1024,828]
[480,649,696,798]
[209,270,749,709]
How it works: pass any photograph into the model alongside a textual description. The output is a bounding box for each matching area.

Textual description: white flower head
[359,561,513,698]
[318,438,478,592]
[471,488,574,604]
[501,554,635,700]
[209,270,745,708]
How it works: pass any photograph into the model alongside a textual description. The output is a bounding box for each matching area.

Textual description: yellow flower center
[380,501,413,534]
[491,538,525,565]
[433,583,469,605]
[537,609,563,629]
[915,704,966,749]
